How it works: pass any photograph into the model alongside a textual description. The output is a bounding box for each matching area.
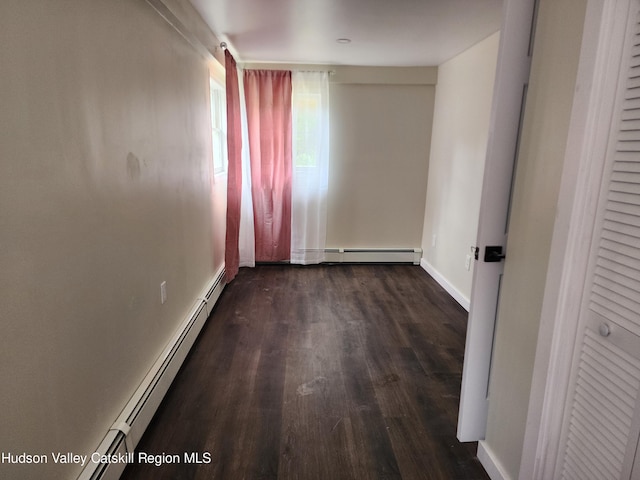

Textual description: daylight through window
[210,77,227,175]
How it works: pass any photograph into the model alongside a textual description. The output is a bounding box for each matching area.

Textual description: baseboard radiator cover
[324,247,422,265]
[77,267,226,480]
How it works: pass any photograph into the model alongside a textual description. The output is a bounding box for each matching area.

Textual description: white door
[457,0,538,441]
[554,0,640,477]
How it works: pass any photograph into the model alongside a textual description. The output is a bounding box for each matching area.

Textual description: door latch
[484,246,506,262]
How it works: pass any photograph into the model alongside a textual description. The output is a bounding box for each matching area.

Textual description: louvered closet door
[558,2,640,480]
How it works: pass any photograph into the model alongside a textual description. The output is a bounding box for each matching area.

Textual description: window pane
[294,93,321,167]
[210,78,227,174]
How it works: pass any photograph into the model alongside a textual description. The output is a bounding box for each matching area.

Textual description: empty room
[2,0,640,479]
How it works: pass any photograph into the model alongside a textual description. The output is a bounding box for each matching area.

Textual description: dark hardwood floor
[121,264,489,480]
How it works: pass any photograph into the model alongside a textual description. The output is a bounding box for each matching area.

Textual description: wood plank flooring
[121,265,489,480]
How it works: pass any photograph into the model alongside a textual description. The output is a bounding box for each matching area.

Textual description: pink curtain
[224,50,242,282]
[243,70,292,262]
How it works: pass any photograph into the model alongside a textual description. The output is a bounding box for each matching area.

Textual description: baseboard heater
[324,248,422,265]
[77,267,226,480]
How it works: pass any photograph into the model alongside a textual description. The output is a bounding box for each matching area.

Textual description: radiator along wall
[0,1,224,478]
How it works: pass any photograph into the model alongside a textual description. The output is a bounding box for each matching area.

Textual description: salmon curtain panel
[223,50,242,282]
[243,70,293,262]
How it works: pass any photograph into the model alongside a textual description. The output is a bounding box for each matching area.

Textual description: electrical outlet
[432,234,437,247]
[160,281,167,304]
[465,254,472,271]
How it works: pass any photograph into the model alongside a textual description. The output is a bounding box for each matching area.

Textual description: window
[293,92,322,168]
[210,76,227,175]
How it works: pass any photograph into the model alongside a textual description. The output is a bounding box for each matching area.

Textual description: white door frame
[519,0,631,477]
[457,0,537,442]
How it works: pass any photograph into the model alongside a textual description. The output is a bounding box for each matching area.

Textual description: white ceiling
[189,0,503,67]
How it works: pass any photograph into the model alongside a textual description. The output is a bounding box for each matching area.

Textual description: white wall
[0,1,224,478]
[328,71,435,248]
[421,33,500,305]
[482,0,587,477]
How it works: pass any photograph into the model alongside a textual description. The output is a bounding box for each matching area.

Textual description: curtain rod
[220,42,335,75]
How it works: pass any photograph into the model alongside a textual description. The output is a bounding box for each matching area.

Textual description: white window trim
[209,65,227,177]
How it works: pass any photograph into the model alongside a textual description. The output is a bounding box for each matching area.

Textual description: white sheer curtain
[290,71,330,264]
[237,65,255,267]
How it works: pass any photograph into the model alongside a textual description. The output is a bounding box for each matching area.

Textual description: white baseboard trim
[420,259,470,311]
[477,441,512,480]
[77,266,226,480]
